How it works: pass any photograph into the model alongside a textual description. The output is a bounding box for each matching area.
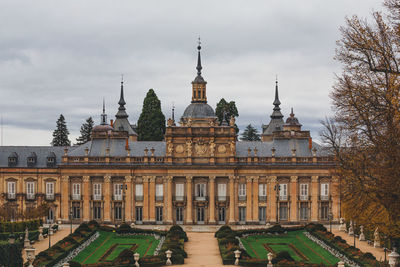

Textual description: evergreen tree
[240,124,261,141]
[137,89,166,141]
[215,98,239,133]
[75,117,94,145]
[51,114,71,146]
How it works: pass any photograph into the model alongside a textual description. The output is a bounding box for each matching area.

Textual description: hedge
[0,219,42,233]
[0,242,23,267]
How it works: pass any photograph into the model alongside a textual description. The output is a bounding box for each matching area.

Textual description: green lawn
[72,230,160,264]
[240,230,340,266]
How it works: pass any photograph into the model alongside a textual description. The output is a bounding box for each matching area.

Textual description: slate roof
[235,139,328,157]
[182,103,215,118]
[0,146,69,168]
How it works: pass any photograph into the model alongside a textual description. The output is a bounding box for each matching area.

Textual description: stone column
[104,175,111,222]
[125,176,132,222]
[132,176,136,222]
[209,176,216,224]
[186,176,193,224]
[246,177,253,223]
[311,176,319,222]
[228,176,235,224]
[166,176,173,223]
[82,176,90,222]
[252,176,259,223]
[332,176,340,220]
[290,176,298,222]
[143,176,149,223]
[269,176,277,222]
[61,176,69,222]
[149,176,156,223]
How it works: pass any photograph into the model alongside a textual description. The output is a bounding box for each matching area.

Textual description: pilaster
[290,176,298,222]
[209,176,216,223]
[228,176,235,224]
[166,176,173,223]
[311,176,319,221]
[269,176,277,222]
[104,175,111,222]
[61,176,69,221]
[82,176,90,222]
[252,176,259,223]
[125,176,132,222]
[186,176,193,224]
[143,176,149,223]
[246,177,253,223]
[149,176,156,223]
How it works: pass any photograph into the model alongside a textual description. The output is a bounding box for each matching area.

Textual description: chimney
[125,138,129,150]
[309,137,312,150]
[84,147,89,156]
[63,148,68,156]
[110,119,114,127]
[150,147,155,157]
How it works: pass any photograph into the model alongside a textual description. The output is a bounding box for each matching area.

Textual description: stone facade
[0,44,338,225]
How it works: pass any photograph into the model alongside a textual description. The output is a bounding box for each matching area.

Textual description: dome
[92,124,114,132]
[182,103,215,118]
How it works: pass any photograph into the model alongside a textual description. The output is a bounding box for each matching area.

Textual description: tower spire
[118,74,126,109]
[196,37,202,76]
[101,98,107,125]
[273,77,281,110]
[191,38,207,103]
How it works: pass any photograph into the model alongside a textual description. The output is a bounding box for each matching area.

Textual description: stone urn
[388,248,399,267]
[134,252,140,267]
[348,221,354,236]
[234,250,241,266]
[359,225,365,241]
[339,218,346,232]
[165,249,172,265]
[267,252,274,267]
[373,227,381,248]
[38,226,44,241]
[25,247,35,267]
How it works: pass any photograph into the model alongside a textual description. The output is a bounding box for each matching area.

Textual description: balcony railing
[7,193,16,200]
[320,195,330,201]
[135,195,144,201]
[217,196,227,201]
[46,194,55,201]
[299,195,309,201]
[155,196,163,202]
[72,194,81,200]
[26,194,35,200]
[279,195,288,201]
[194,196,208,201]
[113,195,122,201]
[93,195,102,201]
[258,195,267,201]
[238,195,246,201]
[173,196,185,202]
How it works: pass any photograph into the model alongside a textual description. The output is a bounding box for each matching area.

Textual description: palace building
[0,44,338,225]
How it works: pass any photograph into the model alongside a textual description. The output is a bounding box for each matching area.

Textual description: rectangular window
[26,182,35,199]
[46,182,54,200]
[239,207,246,223]
[72,183,81,200]
[93,203,101,220]
[259,207,266,222]
[300,202,309,220]
[218,207,226,223]
[279,183,288,201]
[136,207,143,223]
[259,184,267,201]
[195,183,206,198]
[156,207,163,223]
[238,184,246,201]
[300,184,308,200]
[176,207,184,223]
[114,183,122,201]
[93,183,102,200]
[175,183,184,201]
[135,184,143,201]
[73,203,81,219]
[218,184,227,201]
[114,203,122,220]
[279,202,288,220]
[321,202,329,220]
[7,181,16,198]
[156,184,163,201]
[321,183,329,200]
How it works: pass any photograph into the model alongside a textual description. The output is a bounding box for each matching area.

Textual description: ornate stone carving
[175,144,184,154]
[125,176,132,183]
[186,140,193,157]
[209,176,216,181]
[167,118,175,127]
[311,176,319,183]
[186,176,193,181]
[83,176,90,182]
[167,141,173,156]
[246,177,253,183]
[104,175,111,183]
[61,176,69,182]
[230,141,236,153]
[229,116,235,126]
[217,145,227,153]
[270,176,277,183]
[290,176,298,183]
[195,143,207,155]
[209,141,216,156]
[186,118,192,127]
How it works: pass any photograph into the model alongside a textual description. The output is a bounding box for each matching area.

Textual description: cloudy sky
[0,0,383,146]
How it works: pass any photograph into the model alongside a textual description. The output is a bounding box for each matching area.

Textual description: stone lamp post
[134,252,140,267]
[165,250,172,265]
[388,248,399,267]
[25,247,35,267]
[234,250,241,266]
[267,252,273,267]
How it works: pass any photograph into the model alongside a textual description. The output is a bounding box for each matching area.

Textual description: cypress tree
[240,124,261,141]
[215,98,239,133]
[51,114,71,146]
[75,117,94,145]
[137,89,166,141]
